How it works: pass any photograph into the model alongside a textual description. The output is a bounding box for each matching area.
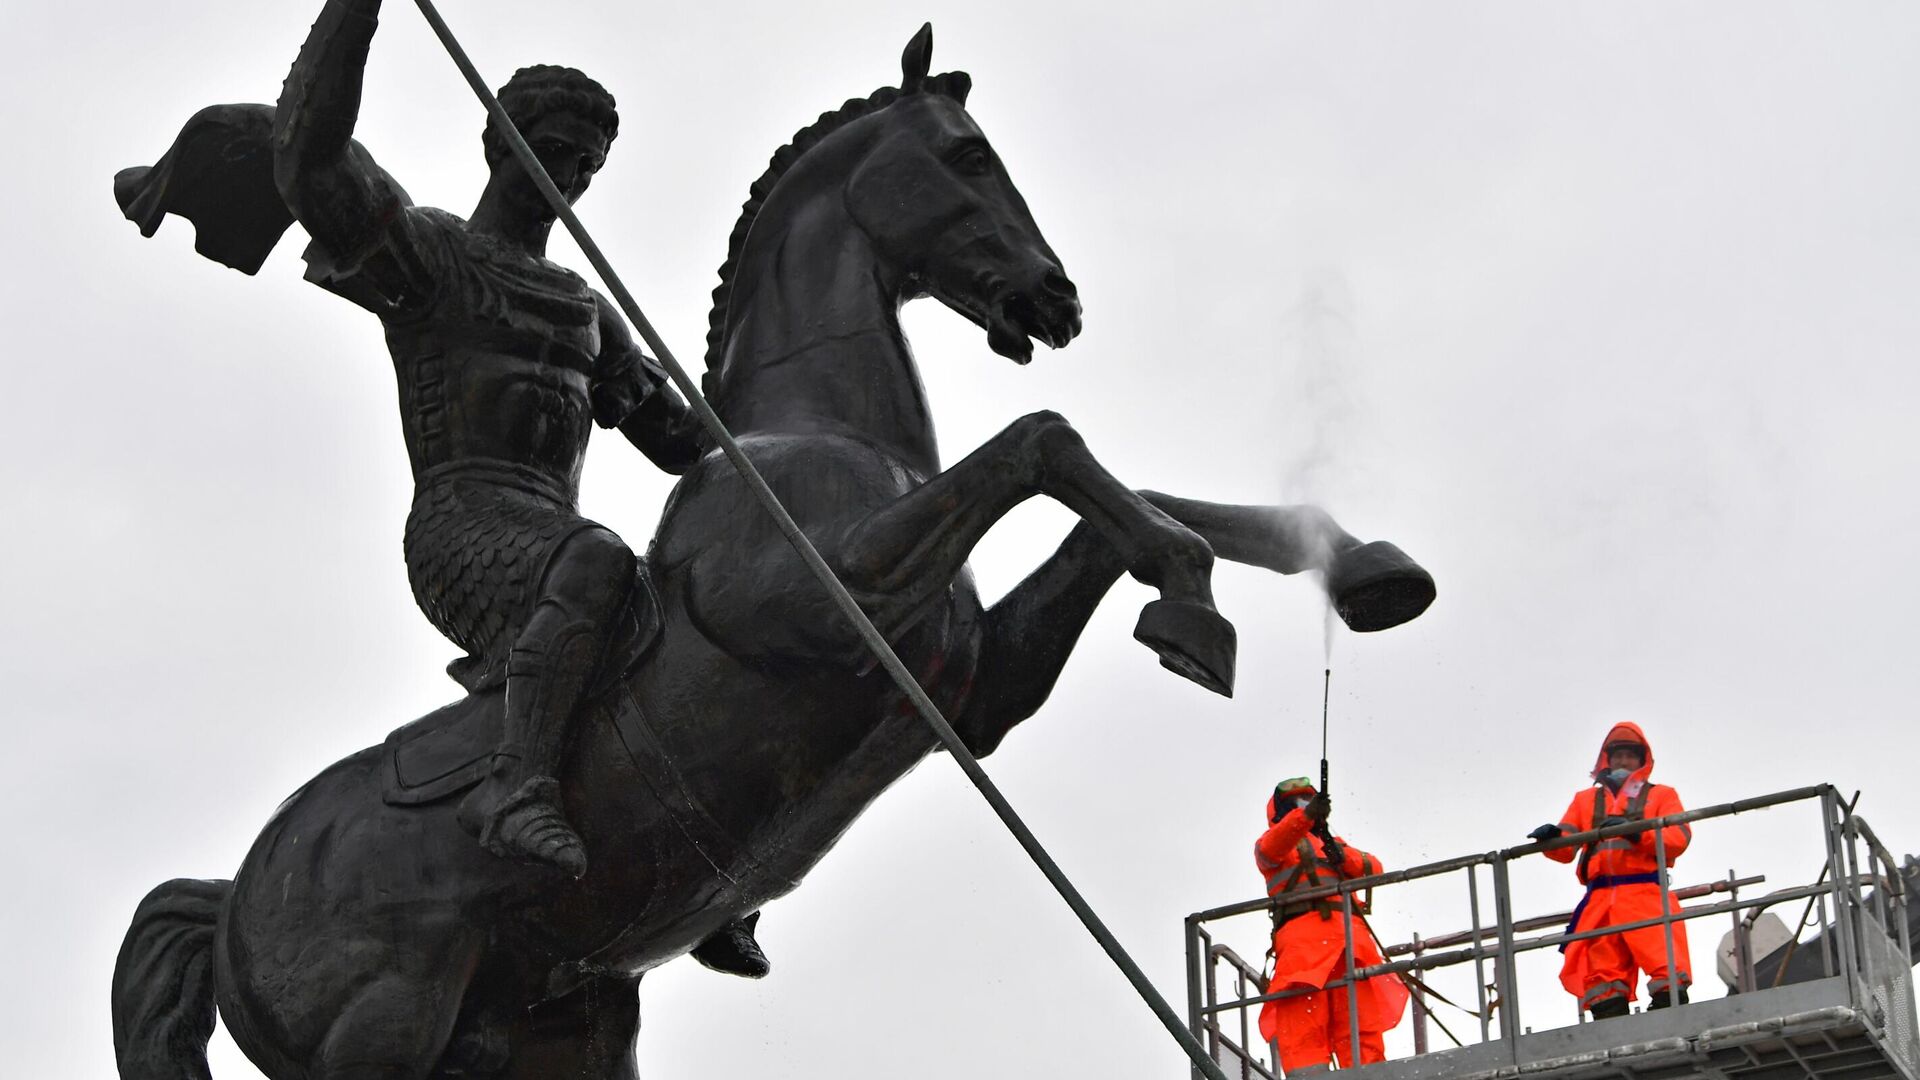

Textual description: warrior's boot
[691,912,772,978]
[460,602,603,877]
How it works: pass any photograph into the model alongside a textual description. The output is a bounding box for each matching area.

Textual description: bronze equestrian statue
[111,14,1434,1079]
[116,0,771,978]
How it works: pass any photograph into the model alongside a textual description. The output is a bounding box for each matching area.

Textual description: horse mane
[701,71,972,407]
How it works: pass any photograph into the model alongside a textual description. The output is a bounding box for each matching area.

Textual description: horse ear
[901,23,933,92]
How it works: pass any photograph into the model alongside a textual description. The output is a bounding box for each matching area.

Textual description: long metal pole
[1468,866,1492,1042]
[1319,668,1331,796]
[1409,933,1429,1055]
[405,5,1229,1077]
[1823,788,1860,991]
[1846,815,1874,992]
[1185,917,1207,1080]
[1655,826,1680,1000]
[1492,855,1521,1058]
[1341,888,1363,1066]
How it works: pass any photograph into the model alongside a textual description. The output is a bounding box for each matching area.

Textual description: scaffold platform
[1185,785,1919,1080]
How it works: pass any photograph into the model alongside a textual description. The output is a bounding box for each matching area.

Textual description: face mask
[1600,767,1630,792]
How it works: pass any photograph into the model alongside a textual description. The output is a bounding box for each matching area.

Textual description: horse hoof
[1134,599,1236,697]
[1326,540,1436,632]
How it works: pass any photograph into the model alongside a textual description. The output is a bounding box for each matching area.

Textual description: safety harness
[1561,782,1691,953]
[1265,831,1376,929]
[1573,782,1667,883]
[1259,818,1486,1048]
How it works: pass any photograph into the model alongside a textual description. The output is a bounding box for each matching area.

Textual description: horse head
[704,25,1082,430]
[848,24,1083,363]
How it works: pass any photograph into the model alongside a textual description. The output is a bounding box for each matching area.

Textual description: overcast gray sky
[5,2,1918,1077]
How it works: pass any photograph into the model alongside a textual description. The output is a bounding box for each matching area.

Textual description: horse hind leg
[308,928,483,1080]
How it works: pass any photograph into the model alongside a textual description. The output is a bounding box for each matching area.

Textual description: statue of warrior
[271,0,671,879]
[119,0,770,974]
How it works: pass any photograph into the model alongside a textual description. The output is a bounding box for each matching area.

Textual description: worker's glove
[1304,792,1332,823]
[1527,824,1563,843]
[1599,815,1630,830]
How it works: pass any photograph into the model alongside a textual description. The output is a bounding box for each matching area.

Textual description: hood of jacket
[1267,776,1318,824]
[1590,721,1655,786]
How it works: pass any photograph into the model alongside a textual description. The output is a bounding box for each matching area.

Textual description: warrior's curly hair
[481,65,619,167]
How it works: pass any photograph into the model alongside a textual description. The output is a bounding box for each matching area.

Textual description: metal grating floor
[1338,978,1919,1080]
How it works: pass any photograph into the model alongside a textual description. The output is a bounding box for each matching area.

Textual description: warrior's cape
[115,103,402,276]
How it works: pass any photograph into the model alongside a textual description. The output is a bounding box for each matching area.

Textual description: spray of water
[1272,270,1362,510]
[1273,269,1366,670]
[1323,593,1337,667]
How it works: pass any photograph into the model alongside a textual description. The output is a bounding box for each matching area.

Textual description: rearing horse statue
[111,26,1432,1080]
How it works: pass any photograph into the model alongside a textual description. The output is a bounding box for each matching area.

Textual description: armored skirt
[404,460,604,693]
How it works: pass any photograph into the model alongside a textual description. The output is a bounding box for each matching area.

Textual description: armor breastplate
[383,212,603,492]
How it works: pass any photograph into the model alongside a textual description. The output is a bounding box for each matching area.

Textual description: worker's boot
[691,912,771,978]
[1648,987,1689,1010]
[1588,997,1630,1021]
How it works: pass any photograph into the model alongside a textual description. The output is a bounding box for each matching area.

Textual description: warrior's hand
[592,366,659,428]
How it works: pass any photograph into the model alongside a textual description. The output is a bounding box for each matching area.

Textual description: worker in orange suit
[1255,777,1408,1074]
[1527,722,1692,1019]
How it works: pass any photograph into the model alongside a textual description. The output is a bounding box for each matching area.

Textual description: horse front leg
[1138,493,1436,632]
[951,518,1127,755]
[952,499,1435,755]
[829,411,1235,695]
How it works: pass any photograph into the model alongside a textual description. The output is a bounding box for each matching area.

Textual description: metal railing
[1183,784,1916,1079]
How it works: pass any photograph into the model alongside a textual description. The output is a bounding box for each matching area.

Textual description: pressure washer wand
[1320,667,1331,796]
[1314,666,1344,866]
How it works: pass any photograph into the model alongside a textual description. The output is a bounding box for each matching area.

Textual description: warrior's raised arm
[272,0,426,309]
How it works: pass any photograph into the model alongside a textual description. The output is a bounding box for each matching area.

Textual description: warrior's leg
[460,527,631,877]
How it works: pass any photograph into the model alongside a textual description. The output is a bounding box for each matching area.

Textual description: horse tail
[112,878,230,1080]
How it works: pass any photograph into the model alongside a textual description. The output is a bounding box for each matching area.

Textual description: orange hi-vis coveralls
[1254,793,1408,1071]
[1545,722,1693,1010]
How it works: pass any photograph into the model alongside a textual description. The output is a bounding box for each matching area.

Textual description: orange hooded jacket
[1543,721,1691,880]
[1253,791,1408,1043]
[1545,721,1693,1002]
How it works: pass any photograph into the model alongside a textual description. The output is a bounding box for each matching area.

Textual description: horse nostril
[1042,270,1077,300]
